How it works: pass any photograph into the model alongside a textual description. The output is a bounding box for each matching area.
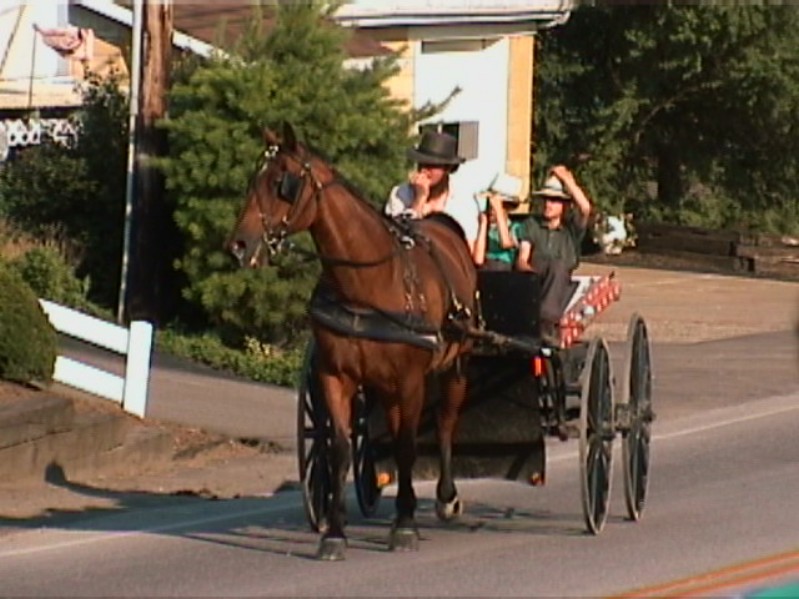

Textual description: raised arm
[551,165,591,228]
[473,211,489,267]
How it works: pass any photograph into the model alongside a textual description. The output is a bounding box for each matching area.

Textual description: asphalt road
[0,384,796,597]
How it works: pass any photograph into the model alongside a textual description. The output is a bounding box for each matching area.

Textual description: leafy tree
[159,2,419,345]
[0,71,129,305]
[534,5,799,233]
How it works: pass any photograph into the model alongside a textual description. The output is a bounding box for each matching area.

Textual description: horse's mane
[303,141,387,217]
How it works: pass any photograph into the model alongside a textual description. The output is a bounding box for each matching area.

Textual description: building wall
[364,28,414,109]
[411,32,510,198]
[362,25,536,200]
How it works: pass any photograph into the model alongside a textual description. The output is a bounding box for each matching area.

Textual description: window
[419,121,479,160]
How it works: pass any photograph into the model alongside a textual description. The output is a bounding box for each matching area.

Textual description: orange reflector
[531,356,544,377]
[376,472,391,488]
[530,472,545,486]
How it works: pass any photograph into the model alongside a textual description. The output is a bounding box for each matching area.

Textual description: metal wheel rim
[622,314,653,521]
[297,339,331,533]
[352,388,382,518]
[579,337,615,535]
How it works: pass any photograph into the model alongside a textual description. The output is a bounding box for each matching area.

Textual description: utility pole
[126,0,173,324]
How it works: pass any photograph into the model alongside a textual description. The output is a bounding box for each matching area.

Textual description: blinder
[276,171,306,204]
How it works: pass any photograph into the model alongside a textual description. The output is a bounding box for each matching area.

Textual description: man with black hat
[515,165,592,344]
[384,131,480,255]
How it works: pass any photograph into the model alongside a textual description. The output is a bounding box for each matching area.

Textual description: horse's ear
[263,127,281,147]
[282,121,298,152]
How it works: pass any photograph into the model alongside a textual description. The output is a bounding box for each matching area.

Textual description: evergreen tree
[159,2,418,346]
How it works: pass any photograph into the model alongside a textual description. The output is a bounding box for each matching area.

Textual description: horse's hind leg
[316,373,356,561]
[385,373,426,551]
[435,364,469,521]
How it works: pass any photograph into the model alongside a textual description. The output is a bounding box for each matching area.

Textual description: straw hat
[532,174,572,201]
[488,172,523,204]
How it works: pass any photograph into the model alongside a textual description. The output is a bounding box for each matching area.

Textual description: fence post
[123,321,154,418]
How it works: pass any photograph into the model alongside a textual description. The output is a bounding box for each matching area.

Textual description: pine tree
[159,2,418,346]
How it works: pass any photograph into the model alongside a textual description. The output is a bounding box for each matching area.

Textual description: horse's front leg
[317,372,356,561]
[386,373,426,551]
[435,364,469,521]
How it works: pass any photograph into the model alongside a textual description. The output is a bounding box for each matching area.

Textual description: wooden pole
[127,0,173,324]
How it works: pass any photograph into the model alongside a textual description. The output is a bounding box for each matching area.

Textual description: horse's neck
[309,179,400,304]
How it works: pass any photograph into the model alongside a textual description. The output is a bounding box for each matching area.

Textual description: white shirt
[384,182,480,244]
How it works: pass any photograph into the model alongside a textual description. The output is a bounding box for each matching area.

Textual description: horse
[228,122,478,560]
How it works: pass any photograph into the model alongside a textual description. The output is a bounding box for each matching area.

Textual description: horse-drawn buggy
[230,123,654,560]
[298,270,654,537]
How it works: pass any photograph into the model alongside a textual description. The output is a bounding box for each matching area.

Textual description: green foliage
[534,5,799,233]
[0,264,57,384]
[0,142,95,229]
[8,246,94,312]
[156,328,303,388]
[159,1,417,344]
[0,71,128,307]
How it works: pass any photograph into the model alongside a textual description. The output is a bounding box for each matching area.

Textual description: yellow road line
[611,549,799,598]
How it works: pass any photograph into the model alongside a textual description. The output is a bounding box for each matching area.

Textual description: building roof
[335,0,573,28]
[170,2,392,59]
[86,1,393,59]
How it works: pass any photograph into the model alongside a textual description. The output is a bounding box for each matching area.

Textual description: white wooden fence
[38,300,154,418]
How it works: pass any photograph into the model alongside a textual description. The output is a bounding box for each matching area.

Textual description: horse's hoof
[435,496,464,521]
[389,527,419,552]
[317,537,347,561]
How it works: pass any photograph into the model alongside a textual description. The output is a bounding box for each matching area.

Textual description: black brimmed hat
[407,131,466,166]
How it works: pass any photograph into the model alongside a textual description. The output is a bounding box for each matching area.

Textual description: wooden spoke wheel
[351,388,382,518]
[620,314,654,522]
[297,339,332,533]
[578,336,615,535]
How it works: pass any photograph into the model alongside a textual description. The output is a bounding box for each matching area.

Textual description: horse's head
[228,122,322,268]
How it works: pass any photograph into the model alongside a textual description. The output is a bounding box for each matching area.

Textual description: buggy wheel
[578,337,615,535]
[352,388,382,518]
[297,339,332,533]
[620,314,654,522]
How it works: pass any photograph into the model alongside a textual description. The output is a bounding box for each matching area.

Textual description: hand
[488,192,504,211]
[409,170,432,198]
[550,164,575,186]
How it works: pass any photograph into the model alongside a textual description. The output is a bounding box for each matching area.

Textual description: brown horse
[228,122,477,560]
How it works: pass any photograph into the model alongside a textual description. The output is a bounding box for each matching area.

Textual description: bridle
[252,145,402,268]
[253,144,318,258]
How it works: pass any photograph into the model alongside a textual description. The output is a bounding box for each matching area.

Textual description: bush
[156,328,303,388]
[0,265,57,384]
[0,71,128,309]
[9,246,91,309]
